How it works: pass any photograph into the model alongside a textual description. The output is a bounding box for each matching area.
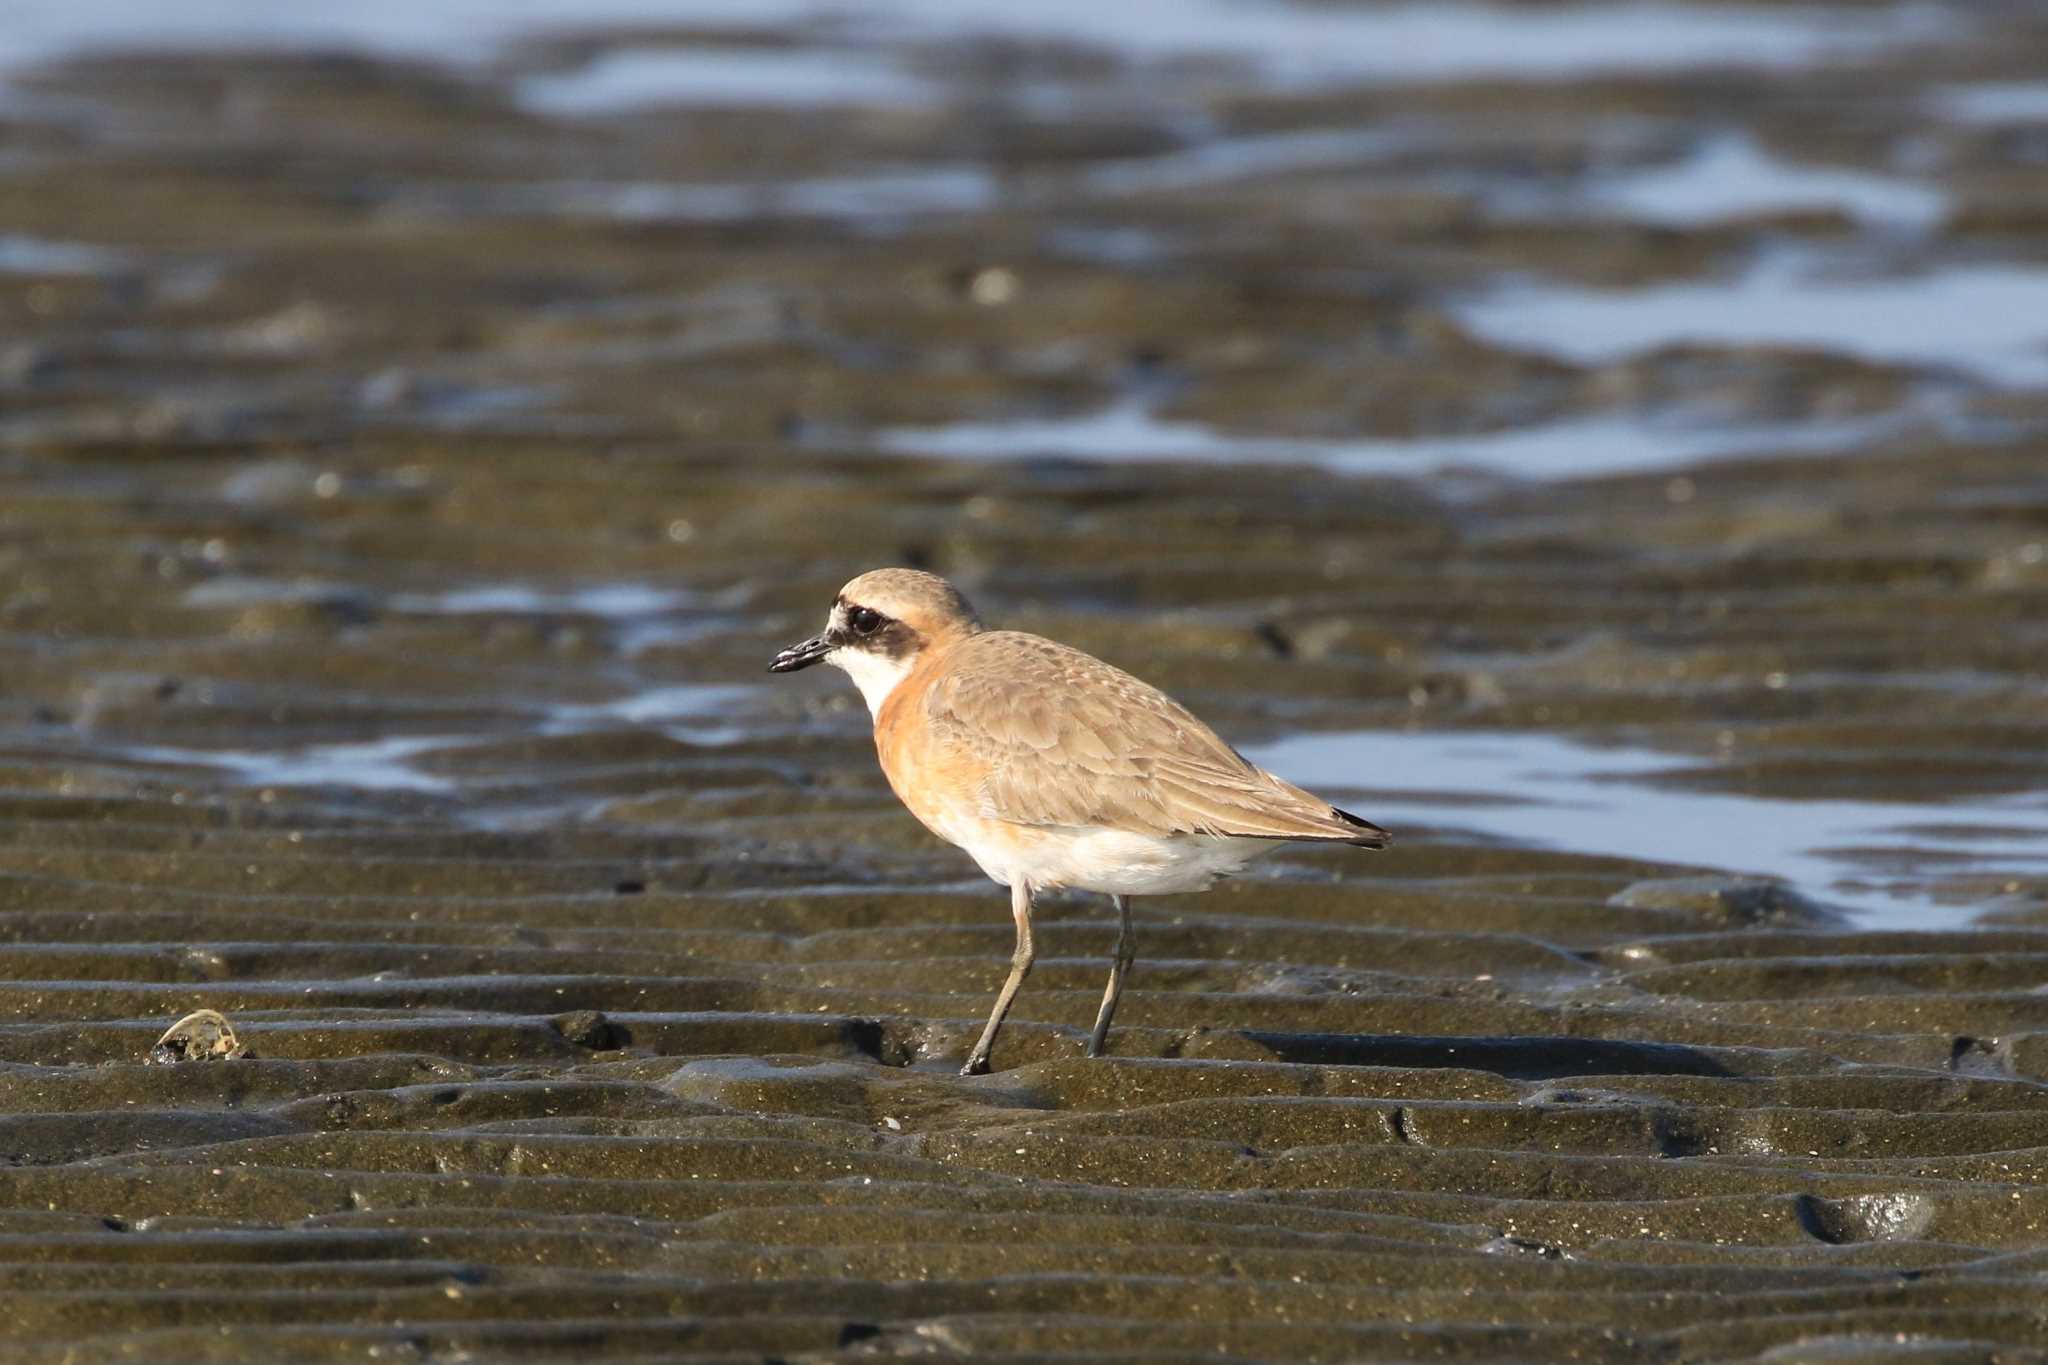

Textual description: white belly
[949,821,1278,896]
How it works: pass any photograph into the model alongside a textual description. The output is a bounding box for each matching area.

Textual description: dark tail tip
[1333,806,1391,849]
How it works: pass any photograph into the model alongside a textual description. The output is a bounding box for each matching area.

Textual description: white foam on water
[875,396,1901,480]
[1243,728,2048,928]
[1454,254,2048,387]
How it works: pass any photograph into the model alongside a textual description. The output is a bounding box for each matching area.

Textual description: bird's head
[768,568,982,714]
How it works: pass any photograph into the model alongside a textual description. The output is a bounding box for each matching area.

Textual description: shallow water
[0,0,1951,87]
[506,166,1002,225]
[876,394,1919,479]
[1247,730,2048,928]
[0,233,132,275]
[392,582,694,618]
[1566,132,1950,233]
[519,47,941,116]
[1455,253,2048,387]
[1933,81,2048,126]
[3,0,2048,1360]
[112,714,2048,927]
[120,736,470,795]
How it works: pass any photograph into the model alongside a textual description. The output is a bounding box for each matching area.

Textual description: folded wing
[925,632,1387,846]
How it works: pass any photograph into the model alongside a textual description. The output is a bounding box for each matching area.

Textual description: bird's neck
[859,624,976,721]
[838,646,916,718]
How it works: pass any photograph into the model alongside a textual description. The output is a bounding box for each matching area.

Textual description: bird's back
[879,629,1386,847]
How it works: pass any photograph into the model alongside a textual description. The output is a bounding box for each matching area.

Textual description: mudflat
[2,5,2047,1360]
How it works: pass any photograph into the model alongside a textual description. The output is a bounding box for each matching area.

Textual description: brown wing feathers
[927,633,1386,846]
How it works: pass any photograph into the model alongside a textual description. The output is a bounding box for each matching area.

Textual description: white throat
[831,646,914,717]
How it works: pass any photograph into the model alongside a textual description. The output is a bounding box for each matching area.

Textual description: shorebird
[770,568,1388,1075]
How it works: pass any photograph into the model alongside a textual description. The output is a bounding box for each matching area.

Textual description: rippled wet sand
[4,5,2048,1360]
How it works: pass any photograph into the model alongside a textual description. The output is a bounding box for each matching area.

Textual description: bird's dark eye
[846,605,884,635]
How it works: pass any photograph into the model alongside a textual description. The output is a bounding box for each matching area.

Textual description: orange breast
[874,645,989,846]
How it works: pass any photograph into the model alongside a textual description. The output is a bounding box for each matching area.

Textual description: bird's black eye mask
[767,598,917,672]
[837,599,921,662]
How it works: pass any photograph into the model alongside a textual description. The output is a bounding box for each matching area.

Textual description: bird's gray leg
[962,880,1035,1076]
[1086,894,1135,1059]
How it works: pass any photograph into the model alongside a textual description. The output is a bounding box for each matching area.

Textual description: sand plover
[770,568,1388,1075]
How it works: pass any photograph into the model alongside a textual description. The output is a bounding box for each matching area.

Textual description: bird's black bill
[768,633,833,673]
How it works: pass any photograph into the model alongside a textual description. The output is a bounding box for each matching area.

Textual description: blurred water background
[6,0,2045,917]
